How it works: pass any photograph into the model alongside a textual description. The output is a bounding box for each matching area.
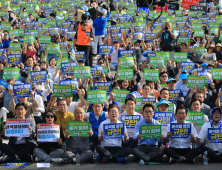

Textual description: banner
[75,51,86,61]
[24,35,35,43]
[66,31,76,39]
[194,47,205,55]
[73,66,90,78]
[3,67,20,80]
[93,82,112,94]
[180,62,195,73]
[178,37,189,44]
[156,52,169,62]
[110,26,121,34]
[153,112,174,126]
[47,44,60,54]
[212,68,222,80]
[61,62,77,74]
[186,75,206,89]
[140,125,162,139]
[143,69,159,81]
[208,128,222,143]
[186,112,204,126]
[9,43,21,51]
[53,84,73,97]
[118,50,134,58]
[87,90,107,104]
[104,123,124,139]
[142,97,156,105]
[13,84,32,98]
[153,23,163,29]
[150,57,164,67]
[112,89,130,103]
[173,52,187,62]
[0,80,8,89]
[117,68,134,80]
[57,42,68,49]
[48,27,59,35]
[7,54,22,65]
[60,80,78,93]
[37,124,60,142]
[5,119,30,137]
[119,57,134,69]
[30,71,47,83]
[98,45,113,55]
[170,123,191,138]
[181,0,199,9]
[169,89,181,102]
[133,32,143,40]
[120,115,142,128]
[90,66,104,78]
[56,57,69,69]
[196,71,211,84]
[111,33,122,42]
[144,33,155,42]
[68,121,90,137]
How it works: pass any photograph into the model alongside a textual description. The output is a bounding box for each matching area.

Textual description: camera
[165,26,169,31]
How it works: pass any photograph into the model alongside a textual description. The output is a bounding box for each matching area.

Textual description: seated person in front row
[96,104,132,164]
[163,105,201,164]
[0,102,36,163]
[199,107,222,163]
[61,107,94,165]
[132,103,164,165]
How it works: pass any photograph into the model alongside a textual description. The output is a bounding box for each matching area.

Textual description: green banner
[140,125,162,139]
[186,76,206,89]
[194,30,204,37]
[194,47,205,56]
[192,24,202,32]
[9,43,21,51]
[188,11,196,17]
[56,57,69,69]
[135,98,142,111]
[117,68,134,80]
[150,57,164,67]
[112,89,130,103]
[186,112,204,126]
[68,121,90,137]
[178,37,189,44]
[212,68,222,80]
[47,44,60,54]
[119,57,134,69]
[143,69,159,81]
[73,66,91,79]
[210,28,218,35]
[103,66,109,75]
[156,52,169,62]
[24,35,35,43]
[40,35,51,44]
[87,90,107,104]
[1,22,11,30]
[47,20,56,27]
[53,84,72,97]
[152,29,161,35]
[173,52,187,62]
[3,67,20,80]
[28,30,38,38]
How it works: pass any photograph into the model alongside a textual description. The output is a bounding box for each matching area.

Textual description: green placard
[156,52,169,62]
[156,102,174,113]
[40,35,51,44]
[150,57,164,67]
[119,57,134,69]
[143,69,159,81]
[173,52,187,62]
[3,67,20,80]
[210,22,219,28]
[103,66,109,75]
[186,112,204,126]
[194,30,204,37]
[60,49,68,57]
[210,28,218,35]
[186,76,206,89]
[211,68,222,80]
[152,29,161,35]
[87,90,107,104]
[1,22,11,30]
[192,24,202,31]
[56,57,69,69]
[178,37,189,44]
[9,43,21,51]
[73,66,91,79]
[24,35,35,43]
[117,68,134,80]
[28,30,39,38]
[112,89,130,103]
[47,20,57,27]
[194,47,205,56]
[68,121,90,137]
[135,98,142,111]
[140,125,162,139]
[19,12,28,19]
[53,84,72,97]
[47,44,60,54]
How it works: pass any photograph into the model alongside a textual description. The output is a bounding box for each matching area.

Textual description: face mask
[19,39,23,42]
[28,46,33,50]
[8,85,13,90]
[135,47,140,50]
[35,85,42,90]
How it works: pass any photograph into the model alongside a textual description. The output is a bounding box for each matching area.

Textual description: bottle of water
[93,148,97,160]
[76,153,80,166]
[203,151,208,165]
[62,142,66,152]
[139,159,144,165]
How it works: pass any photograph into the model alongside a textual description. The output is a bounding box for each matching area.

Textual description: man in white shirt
[199,107,222,162]
[175,70,190,97]
[96,105,131,163]
[163,105,201,164]
[118,98,143,149]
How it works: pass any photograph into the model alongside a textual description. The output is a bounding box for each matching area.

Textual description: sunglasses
[46,115,54,118]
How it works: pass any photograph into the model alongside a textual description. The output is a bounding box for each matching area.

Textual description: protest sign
[140,125,162,139]
[90,66,104,78]
[112,89,130,103]
[75,51,86,61]
[143,69,159,81]
[142,97,156,105]
[118,50,134,58]
[186,112,204,126]
[180,62,195,73]
[7,54,22,65]
[119,57,134,69]
[61,62,77,74]
[60,80,78,93]
[186,75,206,89]
[37,124,60,142]
[117,68,134,80]
[5,119,30,137]
[120,115,142,128]
[169,89,181,102]
[93,82,112,94]
[208,128,222,143]
[74,66,90,79]
[173,52,187,62]
[170,123,191,138]
[13,84,32,98]
[68,121,90,137]
[104,123,124,139]
[212,68,222,80]
[53,84,73,97]
[3,67,20,80]
[9,43,21,51]
[30,71,47,83]
[150,57,164,67]
[87,90,107,104]
[153,112,174,126]
[56,57,69,69]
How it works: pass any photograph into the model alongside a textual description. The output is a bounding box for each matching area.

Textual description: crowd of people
[0,0,222,166]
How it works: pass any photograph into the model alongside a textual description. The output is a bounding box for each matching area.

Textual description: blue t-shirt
[160,31,177,45]
[3,90,12,111]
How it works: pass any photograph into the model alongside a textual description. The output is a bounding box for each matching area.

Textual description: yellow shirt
[55,110,75,134]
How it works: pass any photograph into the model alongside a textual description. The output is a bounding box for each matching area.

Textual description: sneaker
[169,157,177,164]
[116,157,127,164]
[35,157,42,162]
[60,158,73,165]
[52,158,62,163]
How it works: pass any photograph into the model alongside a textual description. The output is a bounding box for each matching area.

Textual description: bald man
[61,108,93,164]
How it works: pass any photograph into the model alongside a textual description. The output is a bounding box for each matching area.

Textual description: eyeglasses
[46,115,54,118]
[16,108,24,111]
[144,110,153,114]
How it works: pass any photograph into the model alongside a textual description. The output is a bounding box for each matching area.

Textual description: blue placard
[208,128,222,143]
[204,68,212,73]
[197,71,211,84]
[118,50,134,58]
[24,22,34,30]
[176,21,186,29]
[180,62,195,73]
[57,42,68,49]
[62,22,71,29]
[60,80,78,93]
[179,29,190,37]
[61,62,77,74]
[188,46,195,53]
[103,123,124,139]
[48,27,59,35]
[93,82,112,94]
[118,16,127,22]
[66,31,76,39]
[120,115,142,128]
[153,112,174,126]
[39,44,47,52]
[121,28,130,36]
[0,80,8,88]
[70,49,75,61]
[7,54,22,65]
[5,163,27,167]
[133,32,143,40]
[13,84,32,98]
[99,45,113,55]
[170,123,191,138]
[30,71,47,83]
[111,33,122,42]
[191,67,203,76]
[205,34,215,42]
[90,66,104,78]
[0,49,5,59]
[34,22,43,29]
[24,65,31,74]
[22,18,30,23]
[168,89,181,102]
[144,33,155,42]
[137,7,149,13]
[153,23,163,29]
[134,26,143,33]
[75,51,86,61]
[110,26,121,34]
[142,97,156,105]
